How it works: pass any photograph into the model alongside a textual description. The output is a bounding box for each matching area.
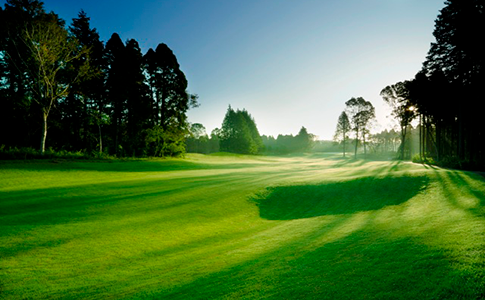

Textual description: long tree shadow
[430,169,485,217]
[0,172,248,227]
[251,175,428,220]
[145,229,465,300]
[0,159,261,173]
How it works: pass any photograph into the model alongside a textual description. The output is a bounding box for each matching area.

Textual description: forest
[0,0,197,157]
[1,0,484,170]
[379,0,485,169]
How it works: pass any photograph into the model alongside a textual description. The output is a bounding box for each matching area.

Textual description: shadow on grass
[139,231,472,300]
[0,159,265,173]
[0,173,248,227]
[431,169,485,217]
[251,175,428,220]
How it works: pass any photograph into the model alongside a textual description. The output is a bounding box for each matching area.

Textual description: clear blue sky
[4,0,445,140]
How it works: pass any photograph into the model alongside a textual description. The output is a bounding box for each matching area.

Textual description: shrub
[0,146,104,160]
[411,154,436,165]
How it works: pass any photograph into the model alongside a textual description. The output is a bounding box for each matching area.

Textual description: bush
[411,154,436,165]
[412,154,422,163]
[437,156,482,170]
[411,153,484,171]
[0,146,108,160]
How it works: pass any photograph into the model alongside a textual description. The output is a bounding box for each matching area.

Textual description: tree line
[380,0,484,169]
[261,127,315,154]
[185,106,316,155]
[332,0,484,169]
[0,0,197,157]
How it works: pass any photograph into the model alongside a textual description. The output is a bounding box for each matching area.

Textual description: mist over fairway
[1,154,484,299]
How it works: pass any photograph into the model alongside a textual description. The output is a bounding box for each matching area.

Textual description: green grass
[1,153,484,299]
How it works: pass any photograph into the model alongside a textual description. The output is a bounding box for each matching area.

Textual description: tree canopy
[219,106,264,155]
[0,1,197,157]
[380,81,416,159]
[345,97,375,158]
[334,111,351,157]
[403,0,485,168]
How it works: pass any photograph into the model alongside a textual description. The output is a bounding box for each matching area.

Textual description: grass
[1,153,484,299]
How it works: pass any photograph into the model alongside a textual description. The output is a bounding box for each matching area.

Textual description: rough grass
[1,153,484,299]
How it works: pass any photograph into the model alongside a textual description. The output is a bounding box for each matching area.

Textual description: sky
[2,0,446,140]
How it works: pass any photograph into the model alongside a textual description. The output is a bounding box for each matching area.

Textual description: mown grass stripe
[1,153,484,299]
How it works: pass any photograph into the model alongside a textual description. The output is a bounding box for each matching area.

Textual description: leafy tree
[240,109,265,153]
[144,43,197,129]
[295,126,314,152]
[209,128,221,153]
[124,39,153,156]
[219,106,264,154]
[275,134,295,153]
[334,111,351,157]
[0,2,198,158]
[407,0,485,168]
[189,123,206,139]
[104,33,127,155]
[424,0,484,87]
[19,12,90,153]
[144,123,186,157]
[88,109,110,154]
[261,135,276,153]
[186,123,209,153]
[380,81,416,159]
[345,97,375,158]
[371,129,401,154]
[61,10,105,152]
[0,0,47,148]
[143,43,198,157]
[261,127,315,154]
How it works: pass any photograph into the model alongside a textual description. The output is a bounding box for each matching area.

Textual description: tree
[124,39,153,156]
[143,43,198,157]
[295,126,314,152]
[63,9,105,152]
[407,0,485,168]
[219,106,264,154]
[0,0,47,148]
[89,109,109,154]
[334,111,351,157]
[19,12,90,153]
[0,2,199,158]
[240,109,265,154]
[424,0,484,87]
[186,123,208,153]
[380,81,416,159]
[209,128,221,153]
[345,97,375,158]
[104,33,126,155]
[144,43,197,129]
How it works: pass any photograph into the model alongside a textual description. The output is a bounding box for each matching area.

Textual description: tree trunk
[160,90,166,128]
[458,104,464,160]
[98,123,103,154]
[400,126,407,160]
[40,112,48,154]
[83,98,89,150]
[343,134,346,158]
[354,129,359,159]
[419,114,422,160]
[152,87,160,126]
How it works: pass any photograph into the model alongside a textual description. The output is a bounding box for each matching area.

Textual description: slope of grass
[1,154,484,299]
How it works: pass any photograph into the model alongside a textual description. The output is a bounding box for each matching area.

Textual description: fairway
[1,154,484,299]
